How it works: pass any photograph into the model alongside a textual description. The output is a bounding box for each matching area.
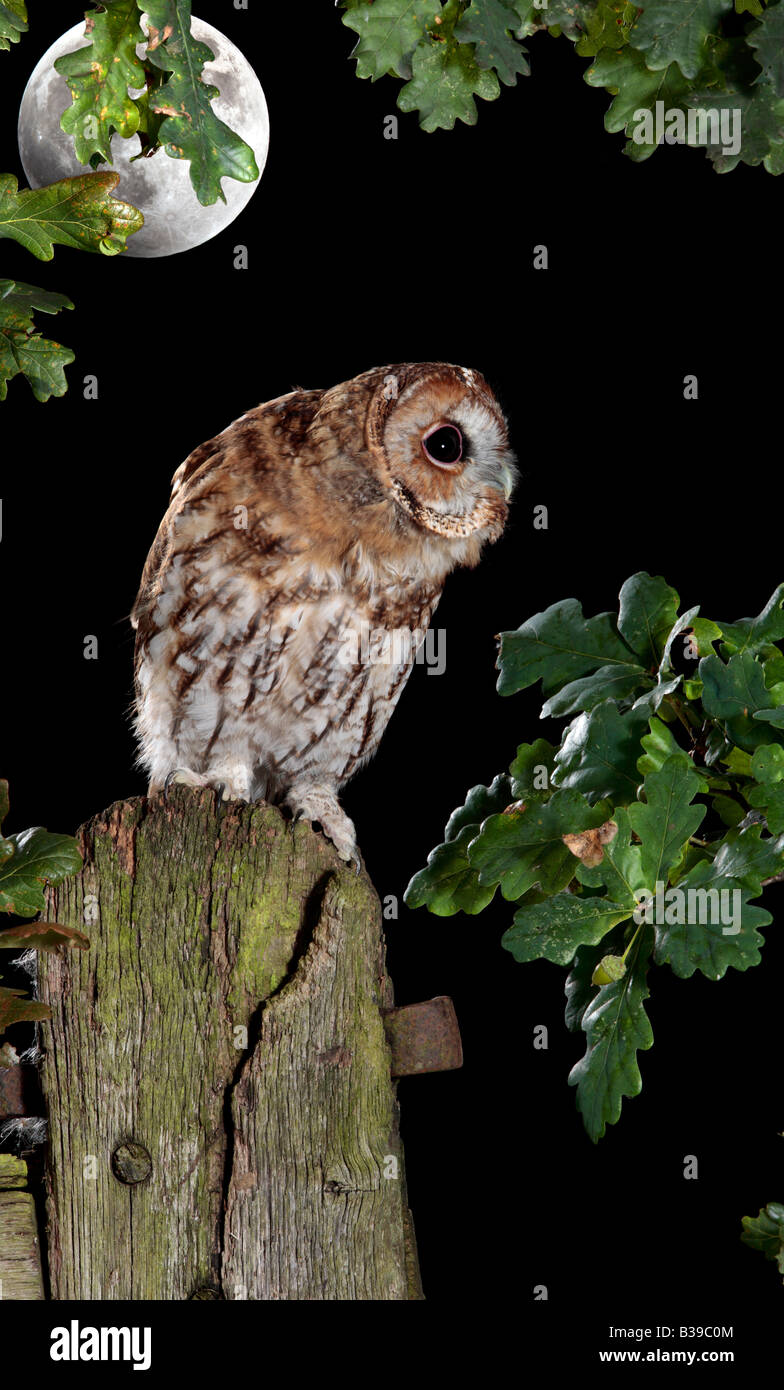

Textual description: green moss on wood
[38,787,422,1300]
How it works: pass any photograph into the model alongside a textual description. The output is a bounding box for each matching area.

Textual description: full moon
[17,17,269,258]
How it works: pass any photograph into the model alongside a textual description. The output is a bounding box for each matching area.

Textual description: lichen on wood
[0,1154,45,1299]
[37,786,421,1300]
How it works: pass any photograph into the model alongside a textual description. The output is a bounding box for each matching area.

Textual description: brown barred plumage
[131,363,517,863]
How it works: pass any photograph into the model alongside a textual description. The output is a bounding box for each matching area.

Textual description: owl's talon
[212,783,233,822]
[163,768,209,800]
[285,785,359,869]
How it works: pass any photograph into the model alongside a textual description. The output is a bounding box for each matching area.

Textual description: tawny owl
[131,362,517,865]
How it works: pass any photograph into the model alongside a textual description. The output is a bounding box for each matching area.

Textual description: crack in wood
[36,787,422,1300]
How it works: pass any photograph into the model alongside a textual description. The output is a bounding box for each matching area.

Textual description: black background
[1,0,783,1366]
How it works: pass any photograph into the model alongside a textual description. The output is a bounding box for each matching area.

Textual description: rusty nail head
[111,1141,152,1186]
[383,996,463,1077]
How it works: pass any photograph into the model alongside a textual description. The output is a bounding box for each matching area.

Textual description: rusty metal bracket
[383,996,463,1077]
[0,1064,37,1121]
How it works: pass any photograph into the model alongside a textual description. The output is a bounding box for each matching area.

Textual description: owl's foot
[161,768,210,798]
[160,768,248,803]
[201,762,253,802]
[287,785,360,872]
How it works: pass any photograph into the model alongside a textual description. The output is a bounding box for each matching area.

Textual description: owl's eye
[422,424,463,467]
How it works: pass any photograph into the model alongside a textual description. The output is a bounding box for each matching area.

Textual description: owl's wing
[169,436,223,501]
[131,397,332,704]
[168,387,328,501]
[131,434,226,640]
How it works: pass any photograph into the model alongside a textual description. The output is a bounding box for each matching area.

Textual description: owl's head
[361,363,517,551]
[313,363,516,572]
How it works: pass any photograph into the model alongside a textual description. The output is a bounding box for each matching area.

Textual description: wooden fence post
[36,786,423,1300]
[0,1153,45,1300]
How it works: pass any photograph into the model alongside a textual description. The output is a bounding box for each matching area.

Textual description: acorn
[592,954,627,986]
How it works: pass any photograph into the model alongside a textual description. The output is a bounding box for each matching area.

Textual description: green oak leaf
[637,715,683,776]
[750,743,784,784]
[455,0,531,85]
[398,33,501,129]
[553,703,649,804]
[742,1203,784,1274]
[660,606,701,670]
[0,0,26,51]
[133,81,167,158]
[632,606,700,714]
[54,0,146,168]
[712,794,745,827]
[508,0,543,23]
[404,825,499,915]
[700,651,776,750]
[628,754,706,887]
[404,775,512,914]
[0,280,75,403]
[497,597,634,697]
[468,789,610,899]
[668,842,712,886]
[341,0,784,175]
[748,2,784,96]
[144,0,260,206]
[444,773,513,839]
[652,862,771,978]
[575,0,640,56]
[630,0,733,79]
[568,927,654,1142]
[502,893,632,966]
[704,724,732,766]
[709,824,784,895]
[565,929,627,1031]
[748,780,784,834]
[755,708,784,728]
[509,739,557,798]
[0,173,143,259]
[617,572,681,666]
[0,827,83,917]
[542,663,651,718]
[724,747,753,776]
[690,614,723,658]
[631,674,682,716]
[717,583,784,654]
[762,654,784,705]
[342,0,442,80]
[543,0,595,38]
[508,0,543,37]
[411,573,784,1143]
[687,78,784,172]
[584,46,695,161]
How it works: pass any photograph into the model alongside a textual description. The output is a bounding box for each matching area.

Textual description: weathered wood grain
[37,786,421,1300]
[0,1154,45,1299]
